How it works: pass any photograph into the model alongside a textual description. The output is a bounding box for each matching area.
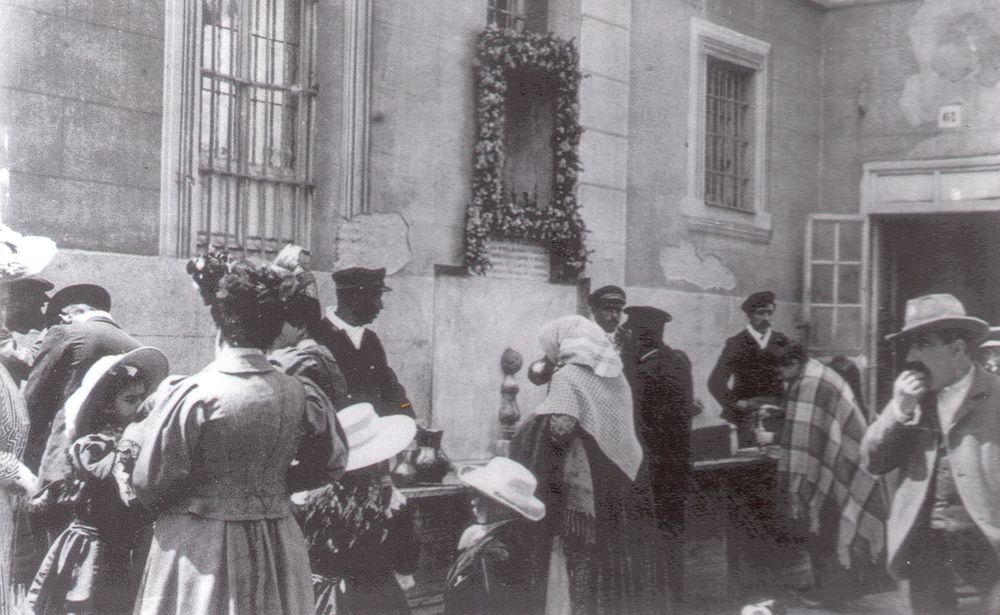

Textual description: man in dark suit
[313,267,414,418]
[708,290,789,448]
[23,284,140,481]
[621,305,694,600]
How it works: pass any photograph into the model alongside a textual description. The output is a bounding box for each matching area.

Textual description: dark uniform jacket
[624,343,694,479]
[24,315,140,479]
[444,519,534,615]
[313,318,414,418]
[708,328,788,445]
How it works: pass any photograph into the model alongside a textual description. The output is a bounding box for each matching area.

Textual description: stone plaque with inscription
[485,240,549,281]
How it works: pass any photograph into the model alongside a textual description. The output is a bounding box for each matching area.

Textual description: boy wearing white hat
[444,456,545,615]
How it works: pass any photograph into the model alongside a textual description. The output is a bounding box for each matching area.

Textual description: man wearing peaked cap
[862,293,1000,613]
[0,276,54,381]
[621,305,694,599]
[978,326,1000,375]
[708,290,789,448]
[313,267,414,419]
[587,284,627,349]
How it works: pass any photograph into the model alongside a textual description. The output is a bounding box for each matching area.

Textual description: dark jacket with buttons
[313,319,414,418]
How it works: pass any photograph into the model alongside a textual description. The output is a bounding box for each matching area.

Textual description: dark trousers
[904,524,1000,615]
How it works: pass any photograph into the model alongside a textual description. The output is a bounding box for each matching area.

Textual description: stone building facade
[2,0,999,460]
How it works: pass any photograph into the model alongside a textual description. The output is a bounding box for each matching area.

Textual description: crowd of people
[0,223,999,615]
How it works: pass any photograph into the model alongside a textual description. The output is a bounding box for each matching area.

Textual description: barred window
[704,57,754,211]
[185,0,316,257]
[488,0,526,30]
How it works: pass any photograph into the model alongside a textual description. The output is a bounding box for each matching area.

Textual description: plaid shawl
[539,315,623,378]
[779,359,887,568]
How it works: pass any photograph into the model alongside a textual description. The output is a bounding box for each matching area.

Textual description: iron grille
[196,0,316,257]
[704,57,753,211]
[487,0,526,31]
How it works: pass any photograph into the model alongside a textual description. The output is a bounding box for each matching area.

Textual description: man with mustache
[708,290,789,448]
[313,267,414,418]
[862,293,1000,614]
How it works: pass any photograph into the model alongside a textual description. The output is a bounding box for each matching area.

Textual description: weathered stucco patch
[900,1,1000,130]
[333,212,411,275]
[659,239,735,291]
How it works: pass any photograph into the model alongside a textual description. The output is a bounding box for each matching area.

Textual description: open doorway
[873,211,1000,407]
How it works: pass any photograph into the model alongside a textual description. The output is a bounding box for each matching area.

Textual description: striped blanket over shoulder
[778,358,888,568]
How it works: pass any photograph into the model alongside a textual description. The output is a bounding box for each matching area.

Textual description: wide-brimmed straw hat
[458,456,546,521]
[981,326,1000,349]
[885,293,990,344]
[339,402,415,472]
[64,347,169,440]
[0,226,57,283]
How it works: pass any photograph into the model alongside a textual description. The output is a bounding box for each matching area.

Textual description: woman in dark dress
[28,347,168,615]
[511,315,669,615]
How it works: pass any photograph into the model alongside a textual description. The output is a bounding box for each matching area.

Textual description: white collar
[325,307,367,350]
[73,310,114,324]
[746,324,772,349]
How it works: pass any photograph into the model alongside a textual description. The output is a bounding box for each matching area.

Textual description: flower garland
[465,26,587,281]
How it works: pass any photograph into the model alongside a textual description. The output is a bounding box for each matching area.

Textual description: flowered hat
[0,225,57,283]
[64,347,170,440]
[458,456,546,521]
[339,402,416,472]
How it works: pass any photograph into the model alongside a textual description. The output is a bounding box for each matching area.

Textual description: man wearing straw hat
[862,293,1000,614]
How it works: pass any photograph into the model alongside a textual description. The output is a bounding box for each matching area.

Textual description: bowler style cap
[981,326,1000,349]
[338,402,415,471]
[885,293,990,344]
[64,346,169,441]
[46,284,112,317]
[332,267,392,292]
[458,456,546,521]
[589,285,626,307]
[6,276,54,296]
[742,291,776,313]
[623,306,672,329]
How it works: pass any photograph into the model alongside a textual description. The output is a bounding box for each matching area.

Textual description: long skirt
[0,487,15,615]
[28,521,133,615]
[133,513,314,615]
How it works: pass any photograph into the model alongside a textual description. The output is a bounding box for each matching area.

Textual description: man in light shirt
[313,267,414,418]
[707,290,789,448]
[862,293,1000,614]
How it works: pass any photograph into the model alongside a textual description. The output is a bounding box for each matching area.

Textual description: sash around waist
[165,494,293,521]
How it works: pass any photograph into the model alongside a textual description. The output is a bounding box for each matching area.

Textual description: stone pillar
[496,347,523,456]
[577,0,630,284]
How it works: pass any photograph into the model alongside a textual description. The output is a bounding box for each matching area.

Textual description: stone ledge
[684,213,773,244]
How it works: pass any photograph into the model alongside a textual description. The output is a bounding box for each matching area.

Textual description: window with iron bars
[195,0,316,258]
[704,57,754,211]
[487,0,526,30]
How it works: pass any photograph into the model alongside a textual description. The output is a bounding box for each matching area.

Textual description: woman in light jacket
[131,252,348,615]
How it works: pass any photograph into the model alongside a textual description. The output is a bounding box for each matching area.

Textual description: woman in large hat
[0,225,56,614]
[298,402,419,615]
[28,347,169,615]
[131,252,344,615]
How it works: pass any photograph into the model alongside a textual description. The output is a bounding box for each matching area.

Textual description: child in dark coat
[444,456,546,615]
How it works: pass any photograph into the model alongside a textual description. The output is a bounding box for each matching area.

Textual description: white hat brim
[0,234,57,281]
[458,464,546,521]
[885,315,991,344]
[65,347,170,440]
[343,414,416,472]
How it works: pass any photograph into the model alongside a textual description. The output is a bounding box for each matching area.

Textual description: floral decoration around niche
[464,26,587,282]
